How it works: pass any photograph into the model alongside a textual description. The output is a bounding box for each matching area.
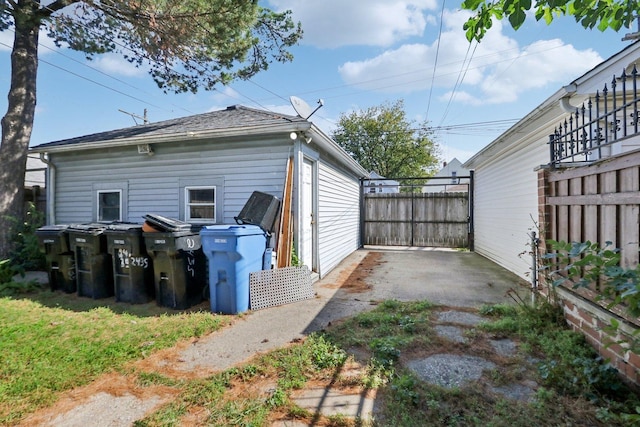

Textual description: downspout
[39,152,55,224]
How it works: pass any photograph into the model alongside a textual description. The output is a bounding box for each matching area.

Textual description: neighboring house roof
[464,40,640,169]
[432,158,469,177]
[30,105,367,177]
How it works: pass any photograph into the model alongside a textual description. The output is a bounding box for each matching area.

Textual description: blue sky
[0,1,636,163]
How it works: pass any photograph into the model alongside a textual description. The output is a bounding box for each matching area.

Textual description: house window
[185,186,216,222]
[451,171,458,184]
[97,190,122,222]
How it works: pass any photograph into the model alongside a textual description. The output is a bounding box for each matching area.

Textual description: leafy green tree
[0,0,302,258]
[462,0,638,42]
[332,100,440,178]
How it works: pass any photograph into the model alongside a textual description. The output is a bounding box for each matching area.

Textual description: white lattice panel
[249,266,315,310]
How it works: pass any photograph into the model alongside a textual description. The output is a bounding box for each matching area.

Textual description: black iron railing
[549,65,640,166]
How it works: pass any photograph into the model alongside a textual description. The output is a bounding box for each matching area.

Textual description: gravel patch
[489,381,538,402]
[407,354,496,389]
[434,325,467,343]
[436,311,485,326]
[489,338,517,357]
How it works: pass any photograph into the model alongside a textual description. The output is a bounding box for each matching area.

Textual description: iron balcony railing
[549,65,640,166]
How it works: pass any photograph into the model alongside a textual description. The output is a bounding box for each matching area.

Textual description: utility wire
[425,0,447,120]
[38,3,267,114]
[0,40,167,108]
[436,41,479,130]
[21,32,196,115]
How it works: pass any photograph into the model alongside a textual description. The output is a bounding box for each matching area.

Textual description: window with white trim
[97,190,122,222]
[185,186,216,222]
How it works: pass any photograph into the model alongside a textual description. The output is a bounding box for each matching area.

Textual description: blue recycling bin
[200,225,267,314]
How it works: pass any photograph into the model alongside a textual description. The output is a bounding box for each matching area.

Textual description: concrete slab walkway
[21,247,530,426]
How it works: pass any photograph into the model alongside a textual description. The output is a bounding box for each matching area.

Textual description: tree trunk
[0,10,39,259]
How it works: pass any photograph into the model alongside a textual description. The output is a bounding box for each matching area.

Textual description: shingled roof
[32,105,307,150]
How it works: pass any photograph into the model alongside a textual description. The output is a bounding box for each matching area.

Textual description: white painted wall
[471,142,548,279]
[317,161,361,277]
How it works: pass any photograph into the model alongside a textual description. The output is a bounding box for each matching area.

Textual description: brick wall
[537,164,640,388]
[555,288,639,386]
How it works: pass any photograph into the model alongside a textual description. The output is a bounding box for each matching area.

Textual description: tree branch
[42,0,78,16]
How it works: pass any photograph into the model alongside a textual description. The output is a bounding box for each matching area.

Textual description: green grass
[320,298,640,426]
[0,294,228,424]
[3,286,640,426]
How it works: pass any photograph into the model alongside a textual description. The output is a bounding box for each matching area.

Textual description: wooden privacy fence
[538,149,640,386]
[363,191,470,248]
[539,148,640,302]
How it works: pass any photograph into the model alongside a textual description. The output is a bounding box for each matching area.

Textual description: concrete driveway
[304,247,531,334]
[158,246,531,374]
[25,247,532,426]
[360,246,530,307]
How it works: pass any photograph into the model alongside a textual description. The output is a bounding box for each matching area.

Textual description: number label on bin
[186,252,195,277]
[154,239,166,244]
[214,238,227,243]
[43,239,55,244]
[76,238,86,243]
[131,256,149,269]
[186,238,196,249]
[116,248,150,269]
[114,239,125,245]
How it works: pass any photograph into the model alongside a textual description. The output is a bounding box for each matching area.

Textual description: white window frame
[184,186,216,223]
[96,189,122,222]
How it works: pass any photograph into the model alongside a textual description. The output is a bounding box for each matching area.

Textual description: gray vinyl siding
[317,161,361,276]
[51,139,290,225]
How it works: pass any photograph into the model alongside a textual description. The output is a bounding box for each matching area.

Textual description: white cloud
[268,0,437,48]
[90,54,146,77]
[477,40,602,104]
[337,9,604,105]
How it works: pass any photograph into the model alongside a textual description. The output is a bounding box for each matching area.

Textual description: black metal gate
[360,174,474,248]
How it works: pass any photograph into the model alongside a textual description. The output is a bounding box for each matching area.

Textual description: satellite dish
[290,96,324,120]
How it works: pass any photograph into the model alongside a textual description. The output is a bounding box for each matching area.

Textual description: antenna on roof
[289,96,324,120]
[119,108,149,125]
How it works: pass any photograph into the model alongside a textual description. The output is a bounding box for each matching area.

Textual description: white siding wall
[52,139,290,225]
[472,141,548,279]
[317,161,361,277]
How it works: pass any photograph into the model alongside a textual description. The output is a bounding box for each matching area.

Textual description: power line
[0,39,170,109]
[425,0,447,121]
[437,41,478,129]
[38,3,267,113]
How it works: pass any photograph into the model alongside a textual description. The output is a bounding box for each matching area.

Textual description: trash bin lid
[105,222,143,232]
[200,224,266,237]
[36,224,70,233]
[143,214,194,232]
[67,223,107,235]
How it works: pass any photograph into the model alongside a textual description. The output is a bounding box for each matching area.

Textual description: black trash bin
[35,225,76,293]
[234,191,281,233]
[143,214,207,310]
[67,223,114,299]
[105,223,154,304]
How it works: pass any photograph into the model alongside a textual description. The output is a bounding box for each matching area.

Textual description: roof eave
[29,122,312,154]
[308,124,368,177]
[463,86,571,169]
